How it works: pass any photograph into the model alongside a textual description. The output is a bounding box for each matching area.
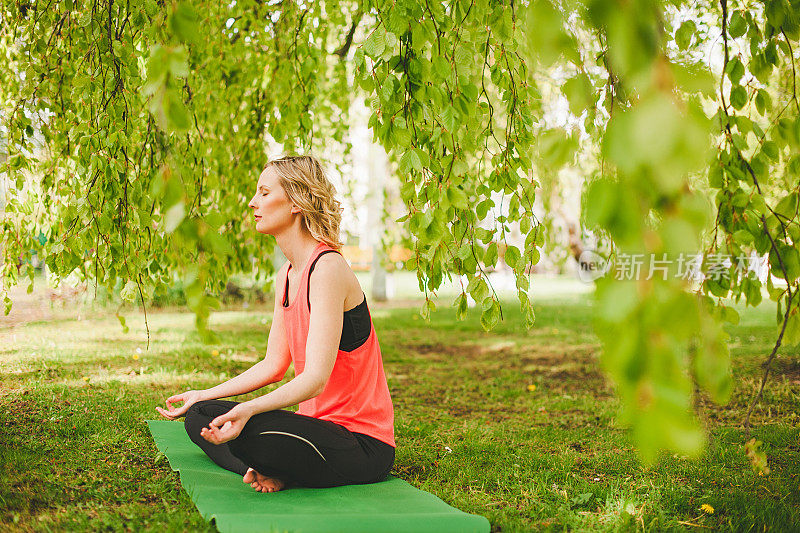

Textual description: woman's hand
[200,405,252,445]
[156,390,205,420]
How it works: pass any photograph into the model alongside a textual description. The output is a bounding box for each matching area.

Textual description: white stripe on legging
[258,431,328,462]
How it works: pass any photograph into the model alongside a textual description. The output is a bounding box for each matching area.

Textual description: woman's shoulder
[312,249,351,276]
[310,250,363,304]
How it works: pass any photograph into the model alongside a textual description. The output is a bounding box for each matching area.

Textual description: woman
[156,154,395,493]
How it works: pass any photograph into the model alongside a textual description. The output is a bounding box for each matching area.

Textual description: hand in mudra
[156,390,204,420]
[200,406,250,445]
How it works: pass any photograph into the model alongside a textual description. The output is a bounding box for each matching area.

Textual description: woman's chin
[254,225,273,236]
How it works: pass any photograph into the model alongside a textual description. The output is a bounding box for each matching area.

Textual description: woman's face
[248,167,300,234]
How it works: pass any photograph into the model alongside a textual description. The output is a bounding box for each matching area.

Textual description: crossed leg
[184,400,289,493]
[185,399,391,491]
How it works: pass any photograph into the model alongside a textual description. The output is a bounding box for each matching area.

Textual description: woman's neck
[280,236,321,270]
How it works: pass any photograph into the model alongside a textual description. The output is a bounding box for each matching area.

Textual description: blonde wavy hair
[264,154,344,249]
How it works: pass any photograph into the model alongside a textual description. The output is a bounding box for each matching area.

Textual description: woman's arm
[236,254,347,416]
[199,264,293,401]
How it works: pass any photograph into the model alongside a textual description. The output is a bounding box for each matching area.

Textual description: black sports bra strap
[282,270,290,307]
[307,249,342,312]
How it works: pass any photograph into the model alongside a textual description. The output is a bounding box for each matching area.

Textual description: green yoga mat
[147,420,490,533]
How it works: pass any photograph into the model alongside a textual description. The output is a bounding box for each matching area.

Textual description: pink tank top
[282,241,395,447]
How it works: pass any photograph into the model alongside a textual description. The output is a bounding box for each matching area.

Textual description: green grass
[1,288,798,532]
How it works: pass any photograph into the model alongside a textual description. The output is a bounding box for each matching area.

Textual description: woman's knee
[186,399,235,421]
[184,401,213,439]
[184,400,241,439]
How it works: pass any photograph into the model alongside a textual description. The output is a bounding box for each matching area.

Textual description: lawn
[1,277,798,531]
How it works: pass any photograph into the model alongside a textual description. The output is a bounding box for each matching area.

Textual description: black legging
[184,400,395,488]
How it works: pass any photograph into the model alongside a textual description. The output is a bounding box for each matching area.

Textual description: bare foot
[243,467,285,493]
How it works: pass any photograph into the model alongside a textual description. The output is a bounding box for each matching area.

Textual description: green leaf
[720,306,740,325]
[385,31,398,51]
[364,25,386,58]
[169,2,200,45]
[467,275,489,302]
[762,140,780,161]
[164,202,186,233]
[583,178,616,228]
[728,10,747,38]
[524,1,579,67]
[441,105,457,132]
[480,298,501,331]
[408,150,422,172]
[562,73,594,116]
[661,217,700,254]
[454,292,469,321]
[475,227,494,244]
[163,87,191,131]
[411,22,428,51]
[595,278,639,323]
[794,118,800,147]
[774,192,798,219]
[783,307,800,346]
[707,165,724,188]
[456,242,472,261]
[454,43,473,71]
[414,148,430,168]
[671,61,716,98]
[538,128,577,168]
[726,56,745,85]
[398,151,414,174]
[504,245,521,269]
[743,277,763,307]
[203,231,234,256]
[393,127,412,148]
[675,20,696,50]
[445,186,468,210]
[783,247,800,282]
[142,46,168,96]
[729,86,748,110]
[433,56,450,79]
[755,89,772,115]
[452,157,468,176]
[167,46,189,78]
[751,54,773,84]
[117,312,130,334]
[484,242,498,268]
[120,280,138,302]
[145,0,158,17]
[770,244,800,282]
[765,0,786,28]
[476,199,493,220]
